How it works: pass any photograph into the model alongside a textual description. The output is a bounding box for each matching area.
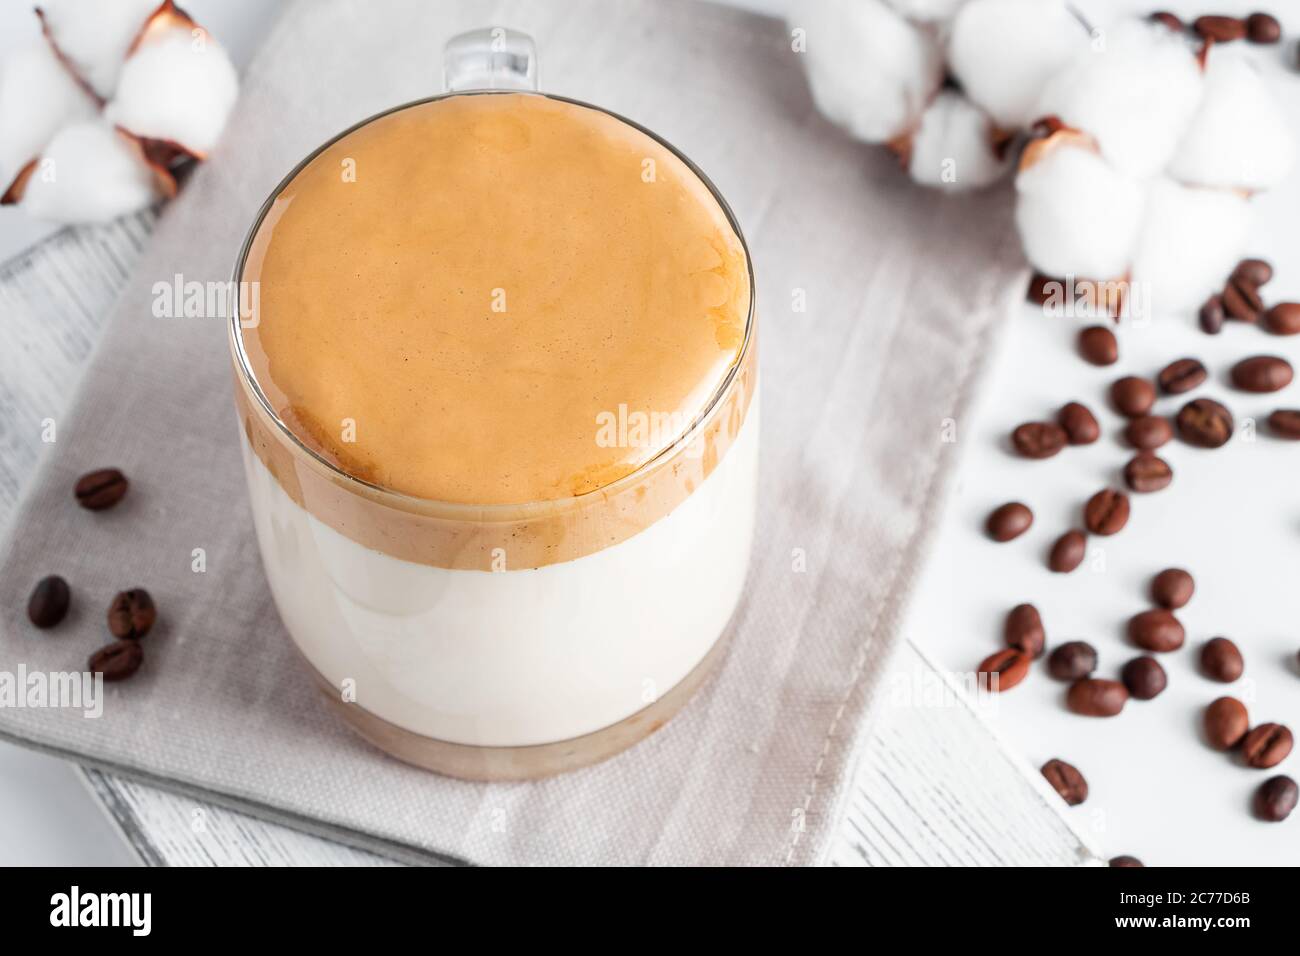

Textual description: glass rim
[228,89,756,518]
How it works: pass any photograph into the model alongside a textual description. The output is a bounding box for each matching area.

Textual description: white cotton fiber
[884,0,969,21]
[0,42,97,192]
[907,90,1009,190]
[21,120,161,223]
[36,0,161,99]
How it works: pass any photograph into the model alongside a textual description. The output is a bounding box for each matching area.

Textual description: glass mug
[227,28,758,780]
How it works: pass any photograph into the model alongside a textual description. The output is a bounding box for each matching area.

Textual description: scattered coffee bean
[1078,325,1118,366]
[1041,758,1088,806]
[1111,376,1156,418]
[1084,488,1129,536]
[74,468,129,511]
[1176,398,1234,448]
[1128,609,1185,652]
[1264,303,1300,336]
[107,589,156,640]
[1204,696,1250,750]
[1194,15,1247,42]
[1243,724,1293,769]
[1012,421,1068,459]
[1234,258,1273,286]
[1158,358,1207,395]
[1151,568,1194,609]
[1005,603,1045,658]
[1048,530,1087,573]
[1200,637,1244,683]
[1268,409,1300,439]
[1026,273,1056,305]
[977,647,1031,692]
[1223,277,1264,323]
[1066,678,1128,717]
[987,502,1033,542]
[1121,656,1167,700]
[27,575,71,629]
[1246,12,1282,44]
[1109,855,1144,867]
[88,640,144,682]
[1125,415,1172,450]
[1058,402,1099,445]
[1124,453,1173,493]
[1048,641,1097,681]
[1231,355,1293,393]
[1199,294,1225,335]
[1149,11,1183,32]
[1253,776,1297,822]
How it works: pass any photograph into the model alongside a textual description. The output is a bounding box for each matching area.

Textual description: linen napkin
[0,0,1027,865]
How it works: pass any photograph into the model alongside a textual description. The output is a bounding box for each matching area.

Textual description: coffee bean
[1254,776,1298,822]
[1005,603,1045,658]
[1151,568,1194,609]
[1199,294,1225,335]
[1268,409,1300,439]
[1194,15,1247,42]
[1124,453,1172,493]
[1128,609,1185,652]
[1264,303,1300,336]
[1149,11,1183,32]
[1158,358,1207,395]
[1109,855,1144,867]
[1200,637,1244,682]
[1041,758,1088,806]
[977,647,1031,692]
[1204,696,1249,750]
[1012,421,1067,459]
[1231,355,1293,393]
[1058,402,1099,445]
[1078,325,1118,366]
[1027,273,1057,306]
[88,640,144,682]
[1111,376,1155,418]
[1066,678,1128,717]
[1084,488,1129,535]
[1121,656,1167,700]
[74,468,129,511]
[1048,530,1087,573]
[1234,258,1273,286]
[1223,277,1263,323]
[1125,415,1172,450]
[1246,12,1282,44]
[1048,641,1097,681]
[107,589,156,640]
[1243,724,1293,769]
[27,575,71,628]
[987,502,1033,542]
[1177,398,1234,448]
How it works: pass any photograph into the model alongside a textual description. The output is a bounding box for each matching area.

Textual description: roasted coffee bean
[1125,415,1172,450]
[1005,603,1045,658]
[1084,488,1129,536]
[1012,421,1067,459]
[1109,855,1144,867]
[987,502,1033,542]
[1268,409,1300,439]
[1027,273,1057,305]
[1041,758,1088,806]
[1264,303,1300,336]
[1194,15,1247,42]
[27,575,70,629]
[977,648,1031,692]
[1151,568,1194,609]
[1124,453,1172,493]
[1111,376,1156,418]
[1254,776,1298,822]
[1048,641,1097,681]
[88,640,144,682]
[1247,12,1282,44]
[1177,398,1233,448]
[1234,258,1273,286]
[107,589,156,640]
[1204,696,1249,750]
[1231,355,1293,393]
[1200,637,1244,682]
[1078,325,1118,366]
[1157,358,1207,395]
[1048,530,1087,573]
[1128,609,1185,652]
[1223,277,1263,323]
[1149,11,1183,32]
[1121,656,1167,700]
[1058,402,1099,445]
[1242,723,1293,769]
[1066,678,1128,717]
[1199,294,1225,335]
[74,468,129,510]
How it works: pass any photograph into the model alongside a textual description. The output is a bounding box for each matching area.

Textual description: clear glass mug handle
[443,27,538,92]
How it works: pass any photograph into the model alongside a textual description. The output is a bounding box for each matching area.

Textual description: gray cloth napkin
[0,0,1026,865]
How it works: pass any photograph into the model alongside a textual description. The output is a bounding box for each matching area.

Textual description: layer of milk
[241,405,759,747]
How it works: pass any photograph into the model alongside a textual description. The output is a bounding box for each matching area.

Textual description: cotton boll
[948,0,1089,129]
[1033,19,1202,179]
[789,0,943,144]
[1129,179,1251,315]
[35,0,161,99]
[906,90,1010,190]
[21,120,163,223]
[1015,132,1146,281]
[884,0,969,21]
[0,42,97,197]
[1168,47,1295,192]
